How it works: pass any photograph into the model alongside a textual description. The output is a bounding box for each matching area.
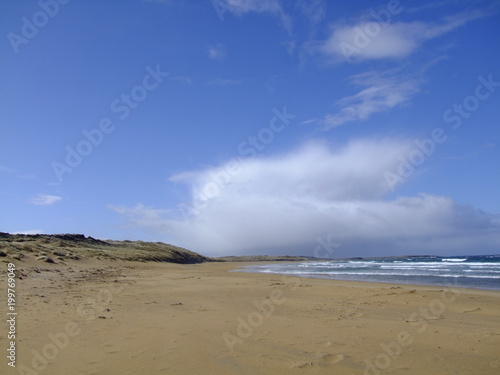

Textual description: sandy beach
[2,258,499,375]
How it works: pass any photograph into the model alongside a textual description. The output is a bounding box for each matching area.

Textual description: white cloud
[322,10,488,62]
[108,140,500,257]
[29,194,62,206]
[309,10,490,128]
[315,71,421,129]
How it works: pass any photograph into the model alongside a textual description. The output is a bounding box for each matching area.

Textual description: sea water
[237,255,500,290]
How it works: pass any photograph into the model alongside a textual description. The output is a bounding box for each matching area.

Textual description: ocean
[236,255,500,290]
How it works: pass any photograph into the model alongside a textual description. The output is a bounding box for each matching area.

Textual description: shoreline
[234,267,500,292]
[1,259,499,374]
[232,259,500,292]
[235,268,500,295]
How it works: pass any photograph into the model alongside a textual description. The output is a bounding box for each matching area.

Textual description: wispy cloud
[321,10,488,62]
[217,0,292,33]
[297,0,325,27]
[168,76,193,84]
[108,203,171,233]
[29,194,62,206]
[309,9,489,128]
[221,0,282,14]
[143,0,172,4]
[311,70,422,129]
[207,78,242,86]
[17,174,37,179]
[295,0,326,62]
[109,140,500,257]
[0,166,37,179]
[406,1,470,14]
[208,43,226,60]
[0,165,14,173]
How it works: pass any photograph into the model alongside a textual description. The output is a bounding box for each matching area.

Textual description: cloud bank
[109,140,500,257]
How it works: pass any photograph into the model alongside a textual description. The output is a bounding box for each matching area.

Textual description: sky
[1,0,500,258]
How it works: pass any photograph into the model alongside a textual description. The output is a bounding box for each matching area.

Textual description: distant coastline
[0,232,322,264]
[2,233,498,267]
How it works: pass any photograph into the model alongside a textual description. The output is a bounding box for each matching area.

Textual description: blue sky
[1,0,499,257]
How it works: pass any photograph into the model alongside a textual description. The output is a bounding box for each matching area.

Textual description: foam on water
[236,255,500,290]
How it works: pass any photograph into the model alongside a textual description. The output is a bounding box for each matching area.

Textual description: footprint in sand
[320,353,345,364]
[291,361,313,368]
[490,360,500,368]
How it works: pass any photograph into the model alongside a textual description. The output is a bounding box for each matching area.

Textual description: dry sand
[1,257,499,375]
